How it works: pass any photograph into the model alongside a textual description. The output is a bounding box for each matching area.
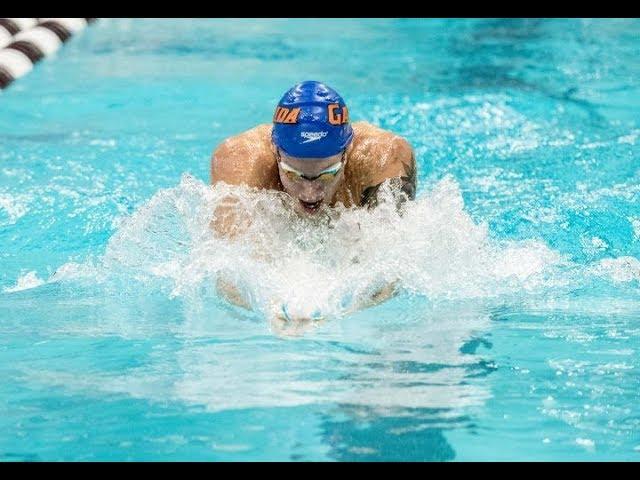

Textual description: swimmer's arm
[210,131,277,308]
[210,145,255,307]
[210,140,255,238]
[216,277,252,310]
[209,192,252,239]
[348,138,415,311]
[209,127,279,237]
[360,137,417,210]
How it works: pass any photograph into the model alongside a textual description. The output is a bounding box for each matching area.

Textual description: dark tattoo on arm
[361,155,417,210]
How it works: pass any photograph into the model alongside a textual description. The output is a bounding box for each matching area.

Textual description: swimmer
[210,81,416,326]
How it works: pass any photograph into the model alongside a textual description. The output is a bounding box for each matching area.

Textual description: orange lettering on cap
[328,104,342,125]
[328,104,349,125]
[276,107,290,123]
[274,107,301,124]
[283,107,300,124]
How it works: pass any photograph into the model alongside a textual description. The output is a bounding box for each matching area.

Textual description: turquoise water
[1,18,640,461]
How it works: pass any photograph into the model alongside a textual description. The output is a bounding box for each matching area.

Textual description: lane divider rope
[0,18,39,48]
[0,17,97,90]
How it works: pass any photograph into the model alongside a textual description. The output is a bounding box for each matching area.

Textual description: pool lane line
[0,19,39,49]
[0,18,97,90]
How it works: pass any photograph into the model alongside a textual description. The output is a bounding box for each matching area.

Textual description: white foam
[591,257,640,283]
[8,174,638,320]
[576,438,595,450]
[3,271,45,293]
[94,174,566,322]
[89,139,117,147]
[618,130,639,145]
[0,192,29,224]
[630,217,640,240]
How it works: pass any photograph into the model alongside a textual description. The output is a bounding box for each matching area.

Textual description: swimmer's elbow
[210,195,252,239]
[394,138,417,202]
[216,276,252,310]
[361,163,416,211]
[209,214,231,238]
[388,176,416,213]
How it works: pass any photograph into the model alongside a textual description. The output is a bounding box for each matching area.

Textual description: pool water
[1,18,639,461]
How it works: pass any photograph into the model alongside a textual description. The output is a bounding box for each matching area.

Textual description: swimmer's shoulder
[211,123,280,190]
[346,121,416,204]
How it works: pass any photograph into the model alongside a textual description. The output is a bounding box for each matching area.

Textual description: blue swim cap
[271,80,353,159]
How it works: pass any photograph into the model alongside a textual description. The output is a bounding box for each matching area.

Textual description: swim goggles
[276,149,345,183]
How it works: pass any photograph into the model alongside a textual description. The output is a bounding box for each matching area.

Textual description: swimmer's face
[276,149,346,215]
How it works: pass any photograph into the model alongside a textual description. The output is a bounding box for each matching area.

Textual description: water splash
[3,271,45,293]
[96,175,563,317]
[7,174,638,323]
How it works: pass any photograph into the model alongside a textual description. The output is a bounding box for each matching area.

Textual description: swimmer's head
[272,80,353,158]
[272,81,353,215]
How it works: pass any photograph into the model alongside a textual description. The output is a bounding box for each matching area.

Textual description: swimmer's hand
[216,278,325,336]
[269,302,325,337]
[344,280,400,314]
[268,281,398,336]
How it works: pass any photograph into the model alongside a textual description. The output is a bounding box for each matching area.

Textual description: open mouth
[299,199,323,213]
